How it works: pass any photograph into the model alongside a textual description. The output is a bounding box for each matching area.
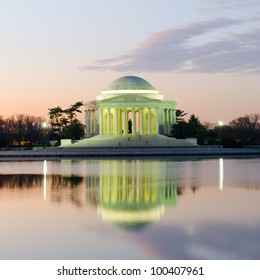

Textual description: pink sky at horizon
[1,71,258,125]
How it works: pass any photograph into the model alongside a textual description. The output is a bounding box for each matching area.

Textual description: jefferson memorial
[63,75,195,147]
[84,75,176,137]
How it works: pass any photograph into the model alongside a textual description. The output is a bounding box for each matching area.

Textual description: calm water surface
[0,158,260,260]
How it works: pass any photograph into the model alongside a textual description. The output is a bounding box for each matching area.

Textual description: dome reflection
[87,160,177,228]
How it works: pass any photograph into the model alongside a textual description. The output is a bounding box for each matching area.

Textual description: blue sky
[0,0,259,123]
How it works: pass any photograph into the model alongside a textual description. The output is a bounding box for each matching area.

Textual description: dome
[98,75,163,100]
[104,76,156,91]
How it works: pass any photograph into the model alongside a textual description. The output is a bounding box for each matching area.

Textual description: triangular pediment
[98,94,159,104]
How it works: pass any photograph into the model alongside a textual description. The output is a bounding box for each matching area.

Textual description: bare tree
[229,113,260,145]
[0,115,5,147]
[3,114,45,147]
[24,115,46,144]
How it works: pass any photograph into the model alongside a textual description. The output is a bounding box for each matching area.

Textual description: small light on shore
[42,121,48,128]
[218,121,224,126]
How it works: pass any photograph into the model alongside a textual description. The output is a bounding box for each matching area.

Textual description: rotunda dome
[104,76,156,91]
[98,75,163,100]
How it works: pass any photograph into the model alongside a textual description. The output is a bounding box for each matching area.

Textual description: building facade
[84,76,176,137]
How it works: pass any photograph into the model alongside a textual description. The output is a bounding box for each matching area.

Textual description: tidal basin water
[0,158,260,260]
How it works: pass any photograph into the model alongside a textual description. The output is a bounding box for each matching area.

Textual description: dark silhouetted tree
[1,114,45,147]
[48,101,84,140]
[187,114,207,138]
[175,109,188,123]
[229,113,260,145]
[172,114,206,143]
[0,115,5,147]
[62,119,85,140]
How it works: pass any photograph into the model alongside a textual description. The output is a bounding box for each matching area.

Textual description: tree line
[0,101,259,148]
[0,101,85,148]
[172,110,260,147]
[0,114,47,148]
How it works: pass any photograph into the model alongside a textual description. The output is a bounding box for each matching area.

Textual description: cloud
[138,221,260,259]
[80,18,260,74]
[209,0,260,9]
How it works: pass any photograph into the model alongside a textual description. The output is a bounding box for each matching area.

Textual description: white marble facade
[84,76,176,137]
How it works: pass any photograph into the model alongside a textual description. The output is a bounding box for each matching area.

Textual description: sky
[0,0,260,124]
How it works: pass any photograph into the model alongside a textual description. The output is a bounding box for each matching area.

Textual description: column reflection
[94,160,177,229]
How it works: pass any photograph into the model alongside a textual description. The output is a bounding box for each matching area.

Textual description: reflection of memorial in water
[0,160,180,229]
[0,160,178,227]
[86,160,178,228]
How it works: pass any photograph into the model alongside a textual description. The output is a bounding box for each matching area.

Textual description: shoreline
[0,147,260,160]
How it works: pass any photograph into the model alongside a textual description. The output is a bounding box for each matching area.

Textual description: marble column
[124,108,127,135]
[164,109,167,135]
[148,108,151,135]
[169,109,173,134]
[90,110,93,135]
[99,108,103,135]
[115,108,118,135]
[155,108,159,134]
[107,108,110,135]
[140,108,143,135]
[88,110,91,136]
[172,109,176,124]
[168,109,171,135]
[132,108,136,135]
[85,110,89,136]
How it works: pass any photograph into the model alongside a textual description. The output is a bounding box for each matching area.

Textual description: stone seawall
[0,147,259,159]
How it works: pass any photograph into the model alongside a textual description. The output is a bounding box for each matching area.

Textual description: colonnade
[97,107,175,136]
[85,106,175,137]
[99,107,156,135]
[84,160,177,208]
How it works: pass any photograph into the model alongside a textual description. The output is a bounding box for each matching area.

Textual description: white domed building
[63,75,195,147]
[84,76,176,137]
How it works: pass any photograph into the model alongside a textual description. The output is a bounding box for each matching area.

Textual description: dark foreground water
[0,158,260,260]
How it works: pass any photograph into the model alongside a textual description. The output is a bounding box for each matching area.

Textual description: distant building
[84,76,176,137]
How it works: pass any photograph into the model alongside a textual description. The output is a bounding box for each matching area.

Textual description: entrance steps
[61,134,197,148]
